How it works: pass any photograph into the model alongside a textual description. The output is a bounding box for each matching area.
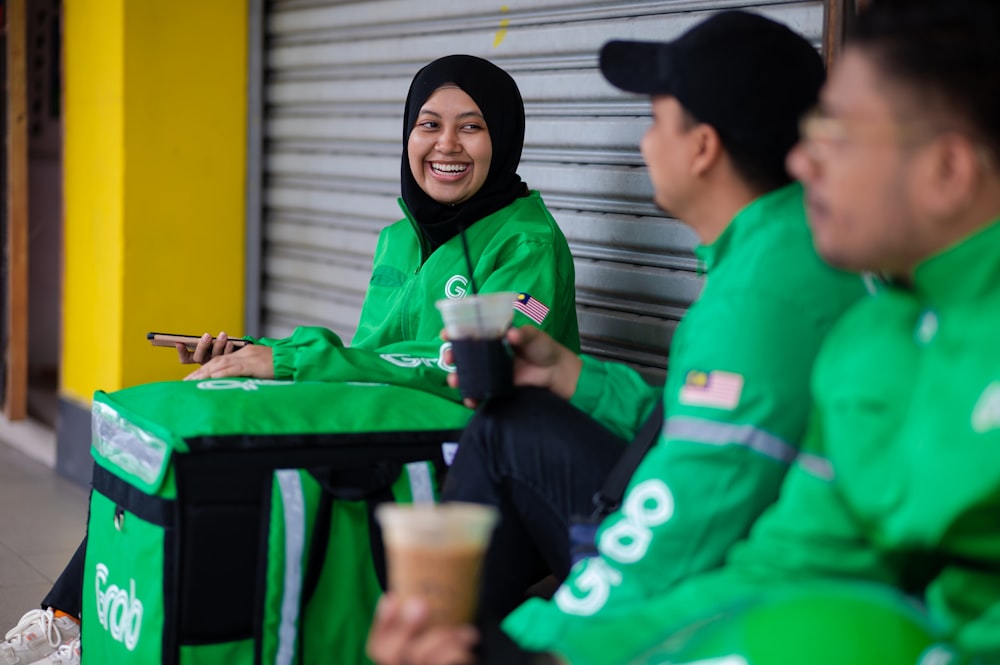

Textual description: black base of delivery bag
[82,378,470,665]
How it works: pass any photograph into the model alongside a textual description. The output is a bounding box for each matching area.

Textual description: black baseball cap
[600,10,824,180]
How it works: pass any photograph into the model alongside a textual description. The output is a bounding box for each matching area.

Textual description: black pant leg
[41,536,87,619]
[442,387,627,618]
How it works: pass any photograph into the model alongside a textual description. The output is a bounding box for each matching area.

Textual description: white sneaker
[26,638,79,665]
[0,609,79,665]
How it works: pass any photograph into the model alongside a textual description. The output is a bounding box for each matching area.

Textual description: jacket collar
[694,182,803,273]
[911,216,1000,307]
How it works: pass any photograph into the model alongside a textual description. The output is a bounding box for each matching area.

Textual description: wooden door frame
[4,0,28,421]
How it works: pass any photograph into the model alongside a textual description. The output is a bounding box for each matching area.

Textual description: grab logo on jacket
[95,563,144,651]
[554,479,674,616]
[445,275,469,299]
[380,342,454,372]
[972,380,1000,433]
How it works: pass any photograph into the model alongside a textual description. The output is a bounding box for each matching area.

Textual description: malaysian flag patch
[513,292,550,325]
[678,370,744,410]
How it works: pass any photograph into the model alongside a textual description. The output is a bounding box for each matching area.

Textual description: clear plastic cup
[375,502,499,627]
[435,292,516,401]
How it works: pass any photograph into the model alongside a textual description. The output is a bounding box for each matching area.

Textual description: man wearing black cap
[368,11,864,665]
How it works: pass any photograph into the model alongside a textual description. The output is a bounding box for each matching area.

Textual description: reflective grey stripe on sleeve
[276,470,306,665]
[796,452,835,481]
[664,416,799,464]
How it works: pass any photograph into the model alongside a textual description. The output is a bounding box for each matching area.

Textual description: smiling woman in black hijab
[401,54,530,249]
[180,53,579,391]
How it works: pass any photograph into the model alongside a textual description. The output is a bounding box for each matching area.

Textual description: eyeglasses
[797,106,929,158]
[798,106,995,166]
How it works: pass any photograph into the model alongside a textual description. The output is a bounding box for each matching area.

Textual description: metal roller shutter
[256,0,824,383]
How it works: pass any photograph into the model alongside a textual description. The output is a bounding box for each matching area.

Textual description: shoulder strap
[591,400,664,518]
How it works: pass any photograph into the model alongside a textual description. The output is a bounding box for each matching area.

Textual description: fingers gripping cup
[375,502,499,627]
[436,292,516,401]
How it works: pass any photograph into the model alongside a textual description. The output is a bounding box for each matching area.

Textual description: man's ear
[913,133,982,221]
[690,123,723,177]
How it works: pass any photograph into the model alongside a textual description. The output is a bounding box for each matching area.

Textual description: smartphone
[146,332,253,352]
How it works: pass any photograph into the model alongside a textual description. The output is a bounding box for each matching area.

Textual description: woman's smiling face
[407,85,493,205]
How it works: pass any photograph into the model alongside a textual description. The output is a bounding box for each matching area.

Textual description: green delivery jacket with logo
[503,183,866,659]
[515,217,1000,665]
[256,191,580,396]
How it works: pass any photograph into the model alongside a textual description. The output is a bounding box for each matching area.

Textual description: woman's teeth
[431,162,469,174]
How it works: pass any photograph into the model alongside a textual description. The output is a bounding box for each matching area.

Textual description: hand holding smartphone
[147,332,252,352]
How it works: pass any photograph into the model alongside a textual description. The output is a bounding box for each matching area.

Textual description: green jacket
[256,191,579,401]
[526,216,1000,665]
[504,183,866,660]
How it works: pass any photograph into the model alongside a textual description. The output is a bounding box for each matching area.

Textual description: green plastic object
[630,582,969,665]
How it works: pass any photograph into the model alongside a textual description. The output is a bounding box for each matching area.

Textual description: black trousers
[42,537,86,619]
[441,387,628,619]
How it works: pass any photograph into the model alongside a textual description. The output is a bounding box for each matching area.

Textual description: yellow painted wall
[61,0,125,405]
[62,0,248,404]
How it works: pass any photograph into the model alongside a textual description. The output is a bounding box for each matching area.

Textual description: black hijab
[401,54,528,249]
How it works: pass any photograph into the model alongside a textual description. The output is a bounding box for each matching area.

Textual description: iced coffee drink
[376,502,499,627]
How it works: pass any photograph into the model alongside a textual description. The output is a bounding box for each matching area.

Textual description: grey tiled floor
[0,442,88,633]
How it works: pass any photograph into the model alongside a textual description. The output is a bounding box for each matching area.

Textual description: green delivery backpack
[82,378,471,665]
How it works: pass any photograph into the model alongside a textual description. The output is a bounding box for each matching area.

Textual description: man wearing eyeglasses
[498,1,1000,663]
